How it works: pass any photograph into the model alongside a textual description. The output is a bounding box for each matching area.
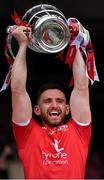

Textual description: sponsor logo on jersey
[41,139,68,165]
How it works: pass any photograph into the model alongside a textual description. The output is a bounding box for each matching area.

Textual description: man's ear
[66,104,70,115]
[34,105,41,116]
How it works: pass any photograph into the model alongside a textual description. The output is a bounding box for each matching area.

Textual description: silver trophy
[22,4,70,53]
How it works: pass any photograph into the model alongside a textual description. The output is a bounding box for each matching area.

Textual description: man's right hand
[12,26,32,46]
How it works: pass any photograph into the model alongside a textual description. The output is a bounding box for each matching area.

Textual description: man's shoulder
[66,118,92,132]
[12,117,41,129]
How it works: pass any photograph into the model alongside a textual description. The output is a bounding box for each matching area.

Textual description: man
[11,25,91,179]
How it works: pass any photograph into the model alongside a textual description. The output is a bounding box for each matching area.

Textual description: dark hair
[36,82,68,103]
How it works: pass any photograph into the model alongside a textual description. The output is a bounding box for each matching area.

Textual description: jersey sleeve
[67,119,92,148]
[12,118,35,149]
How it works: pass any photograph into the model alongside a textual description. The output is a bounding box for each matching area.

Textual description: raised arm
[11,26,32,125]
[70,49,91,125]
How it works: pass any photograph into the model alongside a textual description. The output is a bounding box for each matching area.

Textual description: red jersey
[12,118,91,179]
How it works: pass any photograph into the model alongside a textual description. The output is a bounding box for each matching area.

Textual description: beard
[41,110,66,127]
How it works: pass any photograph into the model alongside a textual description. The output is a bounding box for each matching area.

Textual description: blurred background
[0,0,104,178]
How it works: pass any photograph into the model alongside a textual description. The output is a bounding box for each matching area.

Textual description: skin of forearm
[73,49,89,90]
[11,44,27,93]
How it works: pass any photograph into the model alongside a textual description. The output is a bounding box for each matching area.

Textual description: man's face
[34,89,70,127]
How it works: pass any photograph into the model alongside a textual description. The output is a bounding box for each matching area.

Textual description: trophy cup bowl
[22,4,70,53]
